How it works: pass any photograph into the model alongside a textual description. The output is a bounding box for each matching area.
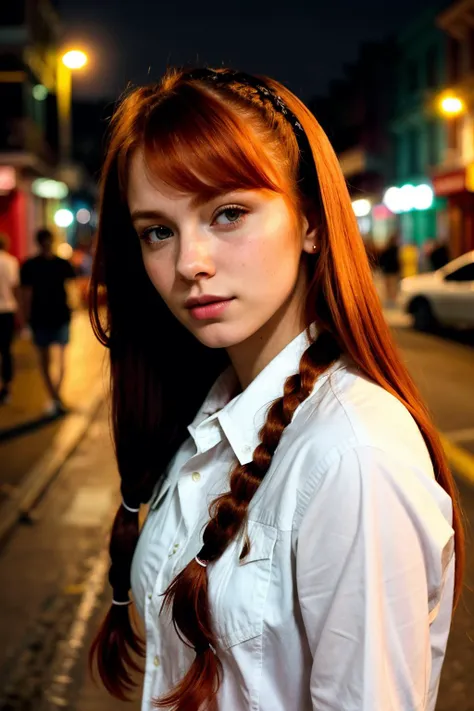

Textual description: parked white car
[398,251,474,331]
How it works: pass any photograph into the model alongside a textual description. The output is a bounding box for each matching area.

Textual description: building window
[426,46,438,89]
[407,128,419,175]
[427,120,439,166]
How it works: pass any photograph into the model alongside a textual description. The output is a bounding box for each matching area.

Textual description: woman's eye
[139,225,172,245]
[213,206,248,227]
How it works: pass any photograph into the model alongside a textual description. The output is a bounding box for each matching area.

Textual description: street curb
[441,434,474,489]
[0,379,105,546]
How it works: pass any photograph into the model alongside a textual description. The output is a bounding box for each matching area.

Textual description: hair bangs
[138,84,284,202]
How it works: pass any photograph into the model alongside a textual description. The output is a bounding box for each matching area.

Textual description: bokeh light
[54,209,74,228]
[57,243,74,259]
[76,208,91,224]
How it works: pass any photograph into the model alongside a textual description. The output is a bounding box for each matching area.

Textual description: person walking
[89,68,463,711]
[0,233,21,404]
[20,228,76,415]
[379,232,401,305]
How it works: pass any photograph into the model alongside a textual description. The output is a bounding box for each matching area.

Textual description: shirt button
[153,655,160,667]
[191,471,201,482]
[148,593,152,600]
[169,542,180,558]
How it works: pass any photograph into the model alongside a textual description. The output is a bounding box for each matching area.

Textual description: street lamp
[62,50,88,70]
[57,49,89,165]
[439,93,465,117]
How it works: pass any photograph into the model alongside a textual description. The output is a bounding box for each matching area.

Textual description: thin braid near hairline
[155,332,341,711]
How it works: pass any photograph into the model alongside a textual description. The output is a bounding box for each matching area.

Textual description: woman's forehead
[127,149,274,211]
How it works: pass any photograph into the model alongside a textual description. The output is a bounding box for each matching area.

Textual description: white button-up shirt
[131,327,455,711]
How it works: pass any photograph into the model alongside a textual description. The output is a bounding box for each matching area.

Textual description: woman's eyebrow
[131,192,252,224]
[130,209,167,224]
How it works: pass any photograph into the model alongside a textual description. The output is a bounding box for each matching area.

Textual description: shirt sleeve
[295,445,454,711]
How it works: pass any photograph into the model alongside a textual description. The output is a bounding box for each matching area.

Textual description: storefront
[432,165,474,258]
[0,164,73,261]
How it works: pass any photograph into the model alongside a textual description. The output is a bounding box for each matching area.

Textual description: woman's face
[127,150,316,350]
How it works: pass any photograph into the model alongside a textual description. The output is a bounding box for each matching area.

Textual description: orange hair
[89,67,464,710]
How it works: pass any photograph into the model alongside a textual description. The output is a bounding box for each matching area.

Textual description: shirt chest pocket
[207,521,278,650]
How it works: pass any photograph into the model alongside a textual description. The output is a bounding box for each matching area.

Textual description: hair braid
[156,331,341,711]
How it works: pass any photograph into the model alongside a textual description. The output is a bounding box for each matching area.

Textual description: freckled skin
[127,151,317,388]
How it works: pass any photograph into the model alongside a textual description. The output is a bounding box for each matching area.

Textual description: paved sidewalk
[0,309,107,534]
[0,309,107,436]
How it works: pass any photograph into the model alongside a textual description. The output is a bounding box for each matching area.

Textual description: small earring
[312,244,317,251]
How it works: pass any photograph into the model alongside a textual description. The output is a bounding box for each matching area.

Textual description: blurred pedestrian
[0,233,22,404]
[378,232,401,305]
[429,238,450,271]
[20,228,76,416]
[363,236,379,271]
[89,68,462,711]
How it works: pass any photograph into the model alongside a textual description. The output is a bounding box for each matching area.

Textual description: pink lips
[188,297,235,320]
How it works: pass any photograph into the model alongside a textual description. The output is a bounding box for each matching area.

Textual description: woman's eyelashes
[138,205,249,246]
[213,204,249,228]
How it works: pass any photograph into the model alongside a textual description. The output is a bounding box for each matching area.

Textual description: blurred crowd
[364,234,450,307]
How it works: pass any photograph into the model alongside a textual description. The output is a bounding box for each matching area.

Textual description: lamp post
[57,49,88,165]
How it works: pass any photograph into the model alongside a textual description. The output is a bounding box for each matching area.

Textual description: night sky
[59,0,445,103]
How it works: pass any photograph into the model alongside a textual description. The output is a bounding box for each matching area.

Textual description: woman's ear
[300,205,319,256]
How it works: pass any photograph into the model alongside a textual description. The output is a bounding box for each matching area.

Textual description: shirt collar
[187,323,317,466]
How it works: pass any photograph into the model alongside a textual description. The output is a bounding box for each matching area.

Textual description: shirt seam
[292,438,361,532]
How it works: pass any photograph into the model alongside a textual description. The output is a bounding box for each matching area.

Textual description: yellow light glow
[440,95,465,116]
[62,50,88,70]
[57,242,74,259]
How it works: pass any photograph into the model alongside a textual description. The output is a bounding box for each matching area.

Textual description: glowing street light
[62,50,88,70]
[57,48,89,164]
[439,94,465,117]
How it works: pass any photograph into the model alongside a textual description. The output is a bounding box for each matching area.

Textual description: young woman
[89,67,464,711]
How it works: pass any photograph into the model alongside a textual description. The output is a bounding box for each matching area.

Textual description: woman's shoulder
[289,357,433,474]
[252,359,438,530]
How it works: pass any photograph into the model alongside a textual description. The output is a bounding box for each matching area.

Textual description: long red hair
[89,67,464,710]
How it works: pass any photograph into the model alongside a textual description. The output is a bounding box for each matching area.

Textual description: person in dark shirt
[20,228,76,415]
[429,240,450,271]
[379,233,401,305]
